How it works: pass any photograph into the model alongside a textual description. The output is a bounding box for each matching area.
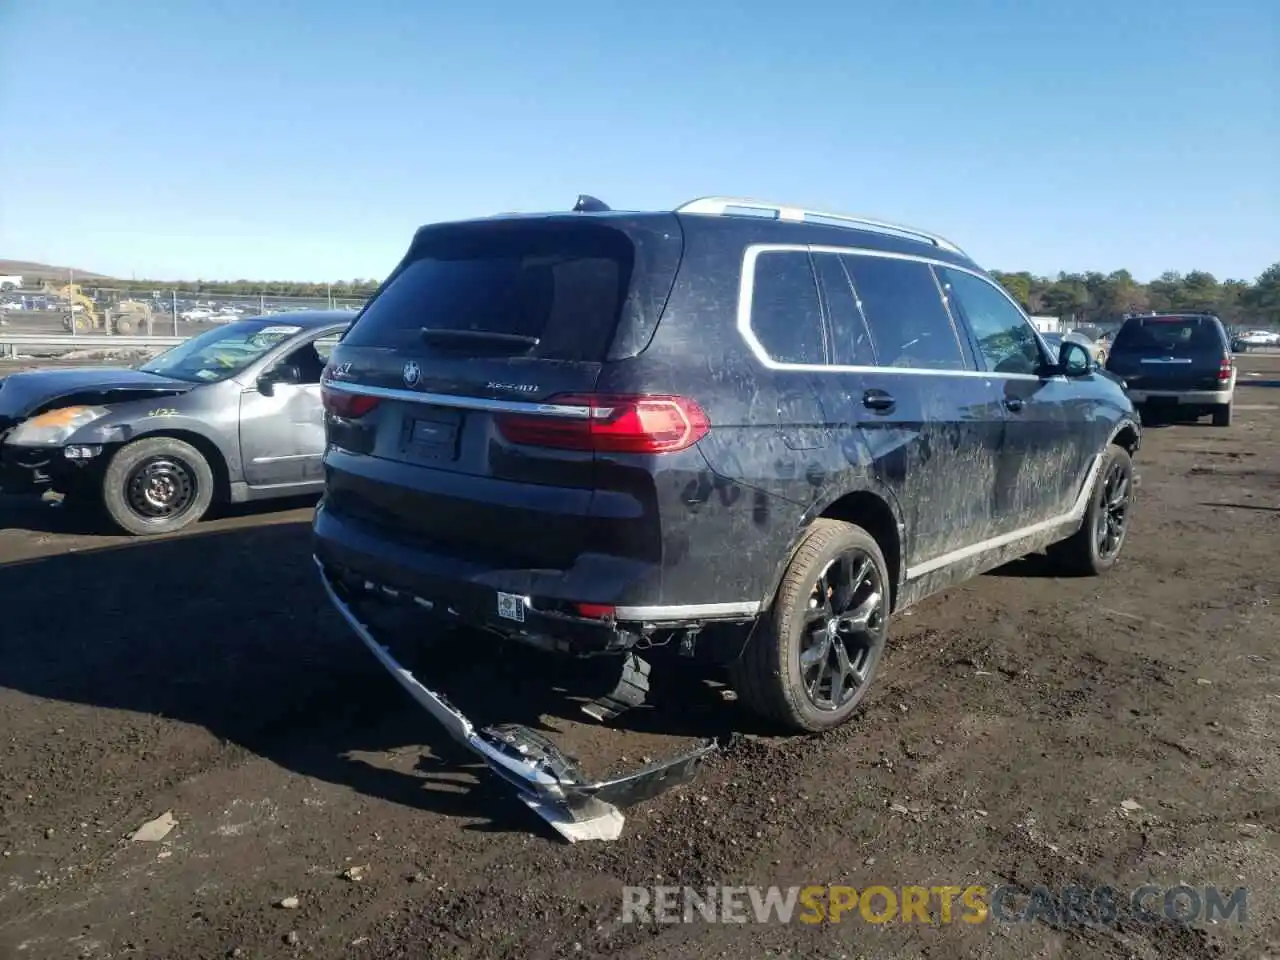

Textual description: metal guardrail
[0,333,188,357]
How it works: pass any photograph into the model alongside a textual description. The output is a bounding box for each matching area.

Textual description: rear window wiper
[419,328,540,349]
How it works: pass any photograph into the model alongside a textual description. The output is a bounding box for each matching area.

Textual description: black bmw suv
[313,196,1141,741]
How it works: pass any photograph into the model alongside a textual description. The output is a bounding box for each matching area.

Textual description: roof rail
[674,196,968,257]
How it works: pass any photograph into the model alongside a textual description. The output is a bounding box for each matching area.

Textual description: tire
[100,436,215,536]
[1046,444,1134,576]
[1212,402,1232,427]
[730,519,890,733]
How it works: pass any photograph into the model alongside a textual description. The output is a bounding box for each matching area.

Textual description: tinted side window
[938,268,1043,375]
[749,251,827,365]
[813,253,876,366]
[840,255,966,370]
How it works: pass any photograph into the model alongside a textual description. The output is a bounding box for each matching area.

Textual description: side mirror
[258,364,302,396]
[1058,340,1094,377]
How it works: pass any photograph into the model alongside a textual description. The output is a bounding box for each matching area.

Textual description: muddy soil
[1,356,1277,959]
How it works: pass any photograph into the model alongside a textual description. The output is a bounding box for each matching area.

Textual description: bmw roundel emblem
[402,360,421,387]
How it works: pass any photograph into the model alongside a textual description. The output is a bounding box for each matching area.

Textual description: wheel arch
[118,428,232,503]
[762,484,906,615]
[1108,417,1141,456]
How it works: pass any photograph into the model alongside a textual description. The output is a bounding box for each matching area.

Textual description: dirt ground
[1,356,1277,960]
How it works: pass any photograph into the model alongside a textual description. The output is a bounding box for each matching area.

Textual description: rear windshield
[1111,317,1223,355]
[342,222,634,362]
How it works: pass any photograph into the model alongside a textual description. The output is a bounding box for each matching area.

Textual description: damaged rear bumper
[314,555,719,842]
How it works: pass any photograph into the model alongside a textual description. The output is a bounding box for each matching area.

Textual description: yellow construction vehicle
[52,283,154,335]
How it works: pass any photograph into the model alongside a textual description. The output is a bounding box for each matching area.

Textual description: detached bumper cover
[314,556,719,842]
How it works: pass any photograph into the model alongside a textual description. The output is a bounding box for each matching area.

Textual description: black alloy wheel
[798,551,886,712]
[1094,455,1132,561]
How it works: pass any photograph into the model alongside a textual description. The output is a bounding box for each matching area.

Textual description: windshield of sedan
[138,320,303,382]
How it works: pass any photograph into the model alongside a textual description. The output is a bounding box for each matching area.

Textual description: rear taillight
[321,386,380,419]
[1218,359,1233,383]
[495,394,711,454]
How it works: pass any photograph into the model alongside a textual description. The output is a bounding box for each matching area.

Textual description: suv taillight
[495,394,711,454]
[1218,359,1233,383]
[321,386,380,419]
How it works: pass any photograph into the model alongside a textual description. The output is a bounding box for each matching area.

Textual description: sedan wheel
[101,436,216,536]
[127,456,197,521]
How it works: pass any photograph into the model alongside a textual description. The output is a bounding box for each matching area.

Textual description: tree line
[990,262,1279,328]
[74,261,1280,328]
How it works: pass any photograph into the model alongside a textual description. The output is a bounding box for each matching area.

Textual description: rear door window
[342,223,633,362]
[840,254,968,371]
[812,253,877,366]
[937,267,1044,375]
[748,250,828,365]
[1111,317,1224,357]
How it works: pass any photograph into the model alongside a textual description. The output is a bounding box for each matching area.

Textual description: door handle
[862,389,895,411]
[1004,397,1025,412]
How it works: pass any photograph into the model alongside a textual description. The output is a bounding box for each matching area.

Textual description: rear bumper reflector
[314,556,719,842]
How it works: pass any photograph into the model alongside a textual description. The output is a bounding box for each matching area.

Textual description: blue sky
[1,0,1276,283]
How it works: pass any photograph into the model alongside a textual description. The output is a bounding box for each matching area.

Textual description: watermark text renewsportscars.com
[620,884,1249,926]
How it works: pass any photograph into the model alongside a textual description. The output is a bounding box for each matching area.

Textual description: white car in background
[1233,330,1280,351]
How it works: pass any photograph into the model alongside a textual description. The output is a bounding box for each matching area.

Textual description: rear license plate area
[399,407,462,462]
[497,592,526,623]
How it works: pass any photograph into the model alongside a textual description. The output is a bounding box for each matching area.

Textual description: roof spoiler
[572,195,611,213]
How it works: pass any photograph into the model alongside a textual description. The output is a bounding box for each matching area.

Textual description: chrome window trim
[737,243,1062,382]
[932,264,1055,375]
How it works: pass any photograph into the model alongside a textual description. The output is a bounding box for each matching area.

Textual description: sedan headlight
[8,405,110,445]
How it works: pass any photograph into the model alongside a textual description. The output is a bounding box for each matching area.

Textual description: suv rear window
[1111,316,1224,356]
[342,222,634,362]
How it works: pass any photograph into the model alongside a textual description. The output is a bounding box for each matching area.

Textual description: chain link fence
[0,284,369,339]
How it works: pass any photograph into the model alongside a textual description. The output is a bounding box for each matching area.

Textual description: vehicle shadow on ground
[984,552,1074,579]
[0,521,744,840]
[1135,418,1222,430]
[1198,501,1280,513]
[0,494,92,535]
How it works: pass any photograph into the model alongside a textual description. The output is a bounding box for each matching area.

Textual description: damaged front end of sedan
[315,556,724,843]
[0,374,194,496]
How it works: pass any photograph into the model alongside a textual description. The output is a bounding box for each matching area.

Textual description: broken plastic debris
[316,557,716,843]
[130,811,177,842]
[1120,799,1143,813]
